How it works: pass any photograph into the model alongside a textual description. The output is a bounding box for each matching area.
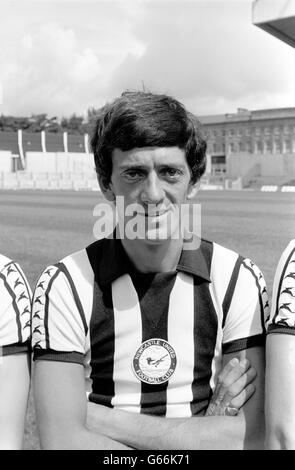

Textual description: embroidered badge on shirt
[132,338,177,384]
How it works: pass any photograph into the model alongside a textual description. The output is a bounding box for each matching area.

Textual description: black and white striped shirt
[267,239,295,335]
[32,236,268,417]
[0,254,32,355]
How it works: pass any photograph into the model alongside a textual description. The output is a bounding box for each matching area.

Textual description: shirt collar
[97,233,211,287]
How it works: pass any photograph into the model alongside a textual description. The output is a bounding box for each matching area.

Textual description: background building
[1,106,295,189]
[200,107,295,187]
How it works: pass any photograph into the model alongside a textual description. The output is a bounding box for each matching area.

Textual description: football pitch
[1,188,295,449]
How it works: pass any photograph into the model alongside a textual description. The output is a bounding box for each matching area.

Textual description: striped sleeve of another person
[0,254,32,356]
[267,240,295,335]
[32,249,94,365]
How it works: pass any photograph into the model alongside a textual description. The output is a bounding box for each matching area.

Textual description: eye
[123,170,145,182]
[160,167,182,179]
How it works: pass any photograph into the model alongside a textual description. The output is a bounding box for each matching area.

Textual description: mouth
[144,210,168,218]
[136,206,172,218]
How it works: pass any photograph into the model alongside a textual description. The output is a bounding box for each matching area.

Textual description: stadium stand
[45,132,64,152]
[0,129,99,190]
[22,132,42,153]
[0,131,19,154]
[68,134,85,153]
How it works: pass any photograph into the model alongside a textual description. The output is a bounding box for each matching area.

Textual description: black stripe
[267,324,295,336]
[12,262,32,342]
[190,278,218,416]
[200,239,214,275]
[274,246,295,323]
[222,333,265,354]
[86,245,115,408]
[32,272,45,343]
[88,283,115,408]
[44,269,61,349]
[242,262,266,335]
[1,341,30,356]
[0,271,22,343]
[130,273,175,417]
[222,256,244,328]
[57,262,88,335]
[33,349,84,364]
[13,263,32,303]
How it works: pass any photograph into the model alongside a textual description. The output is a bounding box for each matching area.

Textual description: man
[32,91,267,449]
[0,254,31,449]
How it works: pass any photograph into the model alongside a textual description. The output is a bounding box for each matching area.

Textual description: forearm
[265,335,295,450]
[266,425,295,450]
[87,406,256,450]
[114,413,246,450]
[40,424,132,450]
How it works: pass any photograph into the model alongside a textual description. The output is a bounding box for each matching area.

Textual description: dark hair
[90,91,207,186]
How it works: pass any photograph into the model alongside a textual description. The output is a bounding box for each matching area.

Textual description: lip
[138,209,170,218]
[144,211,167,217]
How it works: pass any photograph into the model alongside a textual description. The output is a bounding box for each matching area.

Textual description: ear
[97,174,116,202]
[186,179,201,200]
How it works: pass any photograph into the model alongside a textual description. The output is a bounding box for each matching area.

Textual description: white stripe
[0,254,11,271]
[85,331,92,398]
[63,131,68,153]
[208,284,223,391]
[166,272,194,418]
[62,250,94,332]
[208,243,238,390]
[41,130,46,153]
[111,274,142,412]
[84,133,89,154]
[17,129,25,168]
[223,264,261,342]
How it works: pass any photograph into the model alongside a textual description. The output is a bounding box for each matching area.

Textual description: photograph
[0,0,295,454]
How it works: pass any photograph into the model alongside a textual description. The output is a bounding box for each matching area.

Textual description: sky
[0,0,294,118]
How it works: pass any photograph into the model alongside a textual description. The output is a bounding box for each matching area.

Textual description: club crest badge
[132,338,177,384]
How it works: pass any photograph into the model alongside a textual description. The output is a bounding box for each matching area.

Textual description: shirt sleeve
[267,240,295,335]
[0,261,32,356]
[32,263,88,365]
[222,258,268,354]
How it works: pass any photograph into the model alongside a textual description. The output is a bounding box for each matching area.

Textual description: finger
[219,366,257,407]
[217,357,240,384]
[213,358,241,403]
[219,358,251,389]
[212,359,254,407]
[230,383,256,410]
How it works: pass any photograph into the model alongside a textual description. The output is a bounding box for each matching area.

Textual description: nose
[140,172,165,205]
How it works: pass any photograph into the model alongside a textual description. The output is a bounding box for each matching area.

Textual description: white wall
[26,152,56,173]
[227,153,261,178]
[26,152,95,175]
[0,151,12,172]
[261,154,284,176]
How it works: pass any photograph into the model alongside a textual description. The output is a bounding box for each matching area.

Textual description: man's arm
[0,353,30,449]
[87,346,265,450]
[34,360,132,450]
[265,334,295,449]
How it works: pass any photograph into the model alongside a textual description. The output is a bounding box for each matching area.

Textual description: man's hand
[206,358,256,416]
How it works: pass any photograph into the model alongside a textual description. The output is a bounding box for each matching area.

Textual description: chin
[144,228,174,243]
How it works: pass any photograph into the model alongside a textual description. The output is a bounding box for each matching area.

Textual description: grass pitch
[0,188,294,449]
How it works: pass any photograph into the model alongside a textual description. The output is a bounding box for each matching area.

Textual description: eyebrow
[119,163,187,170]
[119,164,148,170]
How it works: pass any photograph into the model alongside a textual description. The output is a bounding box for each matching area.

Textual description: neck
[121,237,184,273]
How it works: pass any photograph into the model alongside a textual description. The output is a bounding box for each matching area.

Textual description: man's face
[104,146,198,243]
